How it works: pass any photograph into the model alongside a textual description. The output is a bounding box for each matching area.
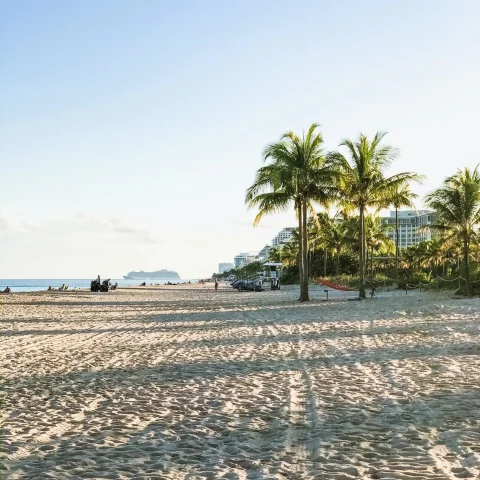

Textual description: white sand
[1,285,480,479]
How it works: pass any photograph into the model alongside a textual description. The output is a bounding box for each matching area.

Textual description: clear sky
[1,0,479,278]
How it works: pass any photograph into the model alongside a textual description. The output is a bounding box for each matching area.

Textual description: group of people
[91,275,117,292]
[47,284,69,291]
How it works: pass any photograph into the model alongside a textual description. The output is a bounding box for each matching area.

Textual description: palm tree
[364,214,394,275]
[245,124,336,301]
[403,243,422,272]
[267,246,283,264]
[314,211,354,276]
[328,132,422,298]
[425,166,480,297]
[421,238,447,276]
[439,238,459,276]
[390,184,421,278]
[281,236,300,267]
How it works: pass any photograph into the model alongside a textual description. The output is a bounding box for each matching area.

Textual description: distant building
[257,244,271,260]
[234,252,258,268]
[271,227,296,246]
[381,210,434,249]
[218,262,234,274]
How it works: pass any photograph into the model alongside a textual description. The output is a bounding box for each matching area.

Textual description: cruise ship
[123,270,180,280]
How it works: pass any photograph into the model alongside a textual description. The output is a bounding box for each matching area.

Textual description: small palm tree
[267,246,283,264]
[403,244,420,271]
[309,215,332,277]
[425,165,480,297]
[365,214,394,275]
[421,238,445,275]
[470,239,480,264]
[439,238,458,275]
[314,211,354,276]
[390,184,421,277]
[281,234,300,267]
[328,132,422,298]
[246,124,336,301]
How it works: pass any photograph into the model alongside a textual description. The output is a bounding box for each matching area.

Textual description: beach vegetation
[244,128,479,297]
[425,166,480,297]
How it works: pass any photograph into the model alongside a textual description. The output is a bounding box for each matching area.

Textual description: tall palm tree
[390,184,421,278]
[425,166,480,297]
[328,132,422,298]
[245,124,336,301]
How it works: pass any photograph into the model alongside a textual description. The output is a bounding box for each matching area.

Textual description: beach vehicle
[91,279,110,292]
[231,279,264,292]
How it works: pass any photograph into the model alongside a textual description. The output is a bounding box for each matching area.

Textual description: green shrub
[280,266,299,284]
[396,272,432,290]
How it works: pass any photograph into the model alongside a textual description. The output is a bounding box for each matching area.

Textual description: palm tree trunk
[299,201,310,301]
[308,250,311,281]
[395,207,399,278]
[336,247,340,276]
[463,234,472,297]
[371,246,374,276]
[297,202,304,301]
[305,203,309,288]
[323,248,327,277]
[359,207,366,298]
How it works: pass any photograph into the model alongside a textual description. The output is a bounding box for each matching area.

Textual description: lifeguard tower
[262,262,283,290]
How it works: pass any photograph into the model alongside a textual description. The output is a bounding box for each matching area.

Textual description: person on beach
[215,280,218,292]
[3,286,11,293]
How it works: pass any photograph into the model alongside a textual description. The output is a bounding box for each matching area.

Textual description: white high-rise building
[218,263,234,274]
[234,253,258,268]
[271,227,296,246]
[381,210,434,249]
[257,245,271,260]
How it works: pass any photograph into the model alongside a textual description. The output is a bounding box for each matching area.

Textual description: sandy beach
[1,285,480,479]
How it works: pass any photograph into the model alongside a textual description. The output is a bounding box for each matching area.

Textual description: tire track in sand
[280,317,319,477]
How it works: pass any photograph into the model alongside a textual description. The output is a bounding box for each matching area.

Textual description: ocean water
[0,279,197,293]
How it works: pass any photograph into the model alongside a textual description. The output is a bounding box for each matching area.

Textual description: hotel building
[218,262,234,274]
[271,227,296,246]
[381,210,434,249]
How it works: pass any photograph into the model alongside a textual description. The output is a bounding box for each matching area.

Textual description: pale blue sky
[1,0,479,278]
